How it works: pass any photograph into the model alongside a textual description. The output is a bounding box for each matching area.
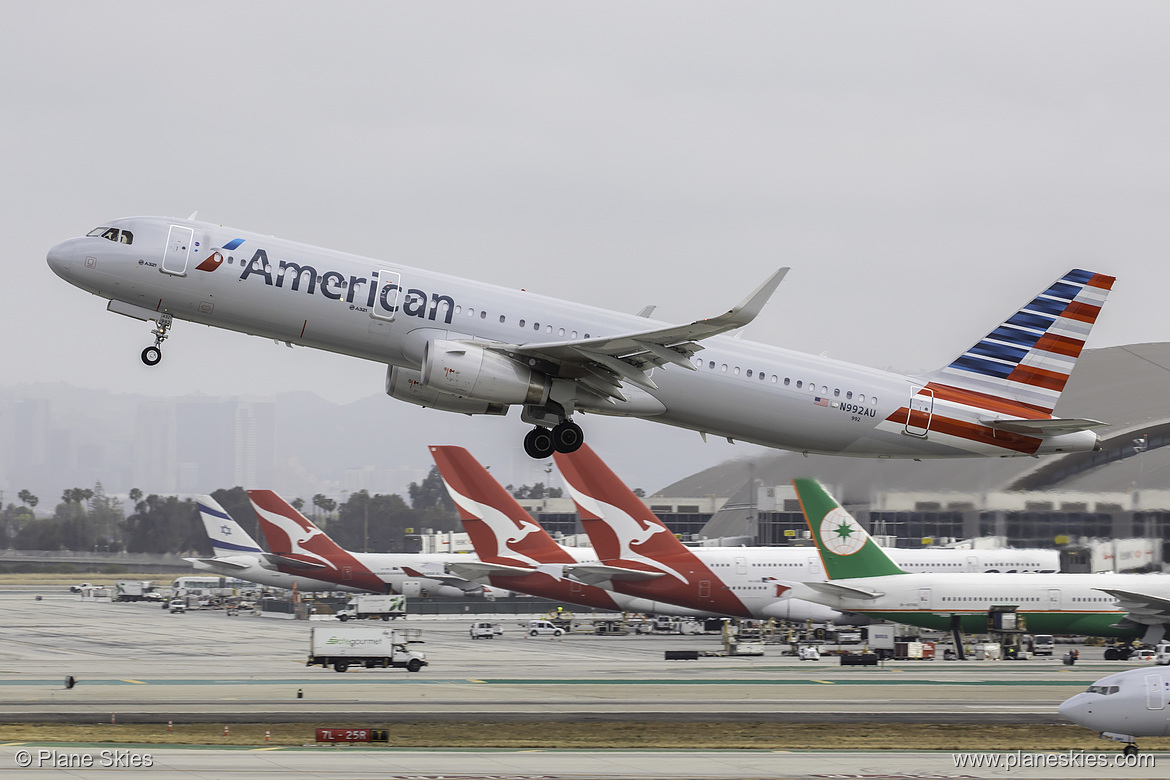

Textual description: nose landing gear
[141,313,173,366]
[523,420,584,459]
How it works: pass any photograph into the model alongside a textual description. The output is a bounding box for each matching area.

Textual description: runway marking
[811,680,834,685]
[121,679,147,684]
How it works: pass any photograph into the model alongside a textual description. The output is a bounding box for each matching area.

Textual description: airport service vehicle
[49,217,1112,461]
[1032,634,1055,655]
[470,621,502,639]
[526,620,565,637]
[785,479,1170,643]
[69,582,100,593]
[307,626,427,673]
[1060,665,1170,755]
[336,594,406,621]
[114,580,159,602]
[169,602,187,614]
[1155,643,1170,666]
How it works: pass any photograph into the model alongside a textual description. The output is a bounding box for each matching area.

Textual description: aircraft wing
[1095,588,1170,623]
[803,581,884,600]
[564,563,667,587]
[467,268,787,401]
[979,417,1107,436]
[260,552,329,571]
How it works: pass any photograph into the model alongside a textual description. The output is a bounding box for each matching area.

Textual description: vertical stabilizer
[195,495,263,556]
[428,445,573,565]
[928,269,1114,414]
[792,479,906,580]
[554,444,690,564]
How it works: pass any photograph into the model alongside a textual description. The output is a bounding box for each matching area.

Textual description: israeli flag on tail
[195,496,265,556]
[929,269,1114,415]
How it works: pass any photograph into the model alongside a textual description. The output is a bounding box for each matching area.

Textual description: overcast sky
[5,3,1170,492]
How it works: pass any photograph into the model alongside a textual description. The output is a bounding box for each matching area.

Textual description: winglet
[703,267,788,330]
[792,479,906,580]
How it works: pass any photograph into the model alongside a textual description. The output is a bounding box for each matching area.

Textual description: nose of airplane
[46,240,75,279]
[1058,694,1095,729]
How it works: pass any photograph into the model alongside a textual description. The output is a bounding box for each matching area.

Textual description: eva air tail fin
[792,479,906,580]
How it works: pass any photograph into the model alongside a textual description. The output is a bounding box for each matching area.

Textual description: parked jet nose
[46,239,76,279]
[1058,693,1099,731]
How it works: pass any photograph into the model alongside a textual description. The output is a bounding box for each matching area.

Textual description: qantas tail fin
[247,489,351,562]
[792,479,906,580]
[195,495,264,556]
[428,446,573,566]
[553,444,689,563]
[928,269,1114,414]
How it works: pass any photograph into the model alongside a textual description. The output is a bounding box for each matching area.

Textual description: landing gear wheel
[1104,647,1119,660]
[552,421,584,453]
[141,346,162,366]
[524,427,555,459]
[1123,744,1138,757]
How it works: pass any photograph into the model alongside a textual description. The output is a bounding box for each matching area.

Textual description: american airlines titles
[237,249,456,324]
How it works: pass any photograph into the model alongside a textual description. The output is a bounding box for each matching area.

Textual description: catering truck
[308,626,427,673]
[334,594,406,621]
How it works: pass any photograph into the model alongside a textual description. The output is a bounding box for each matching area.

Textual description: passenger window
[746,369,753,378]
[833,388,840,397]
[846,391,853,400]
[499,315,506,323]
[709,361,715,369]
[519,319,526,328]
[796,380,802,389]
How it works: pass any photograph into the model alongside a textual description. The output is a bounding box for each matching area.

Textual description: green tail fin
[792,478,906,580]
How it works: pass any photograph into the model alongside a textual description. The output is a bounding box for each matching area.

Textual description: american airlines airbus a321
[47,216,1113,458]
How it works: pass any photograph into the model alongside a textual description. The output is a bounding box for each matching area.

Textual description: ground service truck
[308,626,427,673]
[335,594,406,621]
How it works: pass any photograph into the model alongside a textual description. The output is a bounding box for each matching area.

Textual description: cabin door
[904,386,934,437]
[161,225,194,276]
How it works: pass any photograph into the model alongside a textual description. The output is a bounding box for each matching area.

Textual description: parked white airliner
[186,495,367,593]
[48,217,1113,458]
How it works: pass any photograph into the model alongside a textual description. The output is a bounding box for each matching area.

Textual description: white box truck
[335,594,407,621]
[308,626,427,673]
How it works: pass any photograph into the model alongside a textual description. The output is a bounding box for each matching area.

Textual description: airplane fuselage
[786,571,1169,638]
[47,217,1102,458]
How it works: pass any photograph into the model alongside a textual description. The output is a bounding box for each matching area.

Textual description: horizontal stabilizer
[1095,587,1170,622]
[979,417,1107,436]
[399,564,471,586]
[261,552,328,571]
[445,561,536,582]
[564,563,667,587]
[804,581,884,600]
[184,556,250,570]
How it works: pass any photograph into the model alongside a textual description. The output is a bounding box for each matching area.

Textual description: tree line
[0,468,568,555]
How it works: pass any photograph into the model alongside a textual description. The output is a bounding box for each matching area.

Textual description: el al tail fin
[428,445,572,565]
[792,479,905,580]
[554,444,689,563]
[195,495,264,556]
[928,269,1114,414]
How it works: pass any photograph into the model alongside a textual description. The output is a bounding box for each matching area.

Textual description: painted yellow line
[121,679,147,684]
[249,747,284,752]
[811,680,834,685]
[466,679,486,684]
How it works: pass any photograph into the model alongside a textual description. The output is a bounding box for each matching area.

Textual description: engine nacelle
[421,340,550,406]
[385,366,507,416]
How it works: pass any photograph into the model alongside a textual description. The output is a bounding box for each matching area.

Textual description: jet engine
[385,366,507,415]
[421,340,550,406]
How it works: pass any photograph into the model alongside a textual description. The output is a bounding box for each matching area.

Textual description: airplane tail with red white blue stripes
[927,269,1114,416]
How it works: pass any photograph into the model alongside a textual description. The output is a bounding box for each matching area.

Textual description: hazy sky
[5,3,1170,492]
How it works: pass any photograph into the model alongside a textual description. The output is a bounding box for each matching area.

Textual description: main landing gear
[141,313,173,367]
[523,420,584,459]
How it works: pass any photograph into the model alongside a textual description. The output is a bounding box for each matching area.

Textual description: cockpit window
[86,227,133,245]
[1086,685,1120,695]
